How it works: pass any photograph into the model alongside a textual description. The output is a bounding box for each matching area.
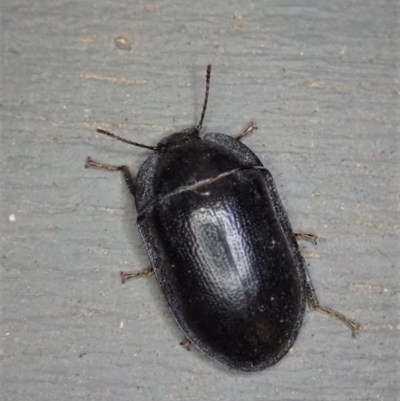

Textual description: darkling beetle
[86,65,360,371]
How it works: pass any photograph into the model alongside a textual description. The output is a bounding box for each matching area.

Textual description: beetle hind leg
[120,267,154,284]
[85,157,135,196]
[180,337,192,351]
[305,272,360,337]
[235,121,258,141]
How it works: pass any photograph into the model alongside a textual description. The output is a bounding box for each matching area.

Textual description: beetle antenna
[96,128,158,151]
[196,64,212,132]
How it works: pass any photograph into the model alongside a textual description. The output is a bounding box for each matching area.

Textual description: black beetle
[86,65,360,371]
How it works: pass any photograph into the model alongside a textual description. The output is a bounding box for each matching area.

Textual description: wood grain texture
[1,1,398,400]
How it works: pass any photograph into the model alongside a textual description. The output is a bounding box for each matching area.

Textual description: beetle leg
[120,268,154,284]
[180,337,192,351]
[305,270,361,337]
[295,232,318,245]
[235,121,258,141]
[85,157,136,196]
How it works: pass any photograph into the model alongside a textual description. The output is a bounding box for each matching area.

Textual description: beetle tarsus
[85,157,136,196]
[86,156,120,171]
[295,232,318,245]
[120,268,154,284]
[235,121,258,141]
[180,337,192,351]
[311,304,361,338]
[305,278,360,337]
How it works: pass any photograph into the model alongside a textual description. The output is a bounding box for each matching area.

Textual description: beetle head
[156,128,201,151]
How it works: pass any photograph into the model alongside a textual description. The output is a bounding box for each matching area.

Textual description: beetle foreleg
[120,268,154,284]
[305,270,361,337]
[85,157,136,196]
[235,121,258,141]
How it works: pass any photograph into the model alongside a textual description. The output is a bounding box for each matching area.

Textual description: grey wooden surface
[1,1,399,400]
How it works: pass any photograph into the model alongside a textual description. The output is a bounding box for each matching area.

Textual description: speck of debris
[114,36,132,51]
[232,12,244,32]
[9,214,16,222]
